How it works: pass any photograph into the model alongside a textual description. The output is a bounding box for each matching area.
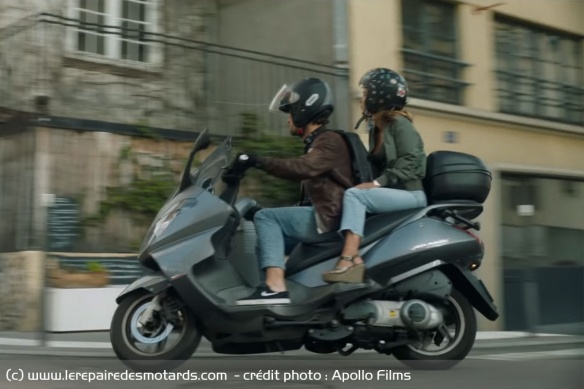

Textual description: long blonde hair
[372,109,414,154]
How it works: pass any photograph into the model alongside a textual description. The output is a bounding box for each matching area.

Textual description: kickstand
[337,344,359,356]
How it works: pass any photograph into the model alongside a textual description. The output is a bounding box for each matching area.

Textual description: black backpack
[327,129,374,185]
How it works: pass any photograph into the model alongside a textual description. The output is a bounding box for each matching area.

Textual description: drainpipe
[332,0,351,131]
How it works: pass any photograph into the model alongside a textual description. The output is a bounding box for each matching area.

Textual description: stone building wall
[0,251,44,331]
[0,1,213,132]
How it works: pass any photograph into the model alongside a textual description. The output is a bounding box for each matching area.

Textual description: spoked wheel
[392,289,476,370]
[110,290,201,372]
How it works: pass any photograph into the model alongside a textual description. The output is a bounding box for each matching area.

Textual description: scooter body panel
[364,218,483,285]
[289,216,482,288]
[138,188,239,278]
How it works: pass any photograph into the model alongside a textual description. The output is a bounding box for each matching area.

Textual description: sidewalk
[0,331,582,358]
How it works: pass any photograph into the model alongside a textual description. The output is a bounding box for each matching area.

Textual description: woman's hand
[355,181,380,190]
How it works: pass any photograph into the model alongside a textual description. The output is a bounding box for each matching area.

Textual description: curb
[0,331,572,349]
[0,332,582,358]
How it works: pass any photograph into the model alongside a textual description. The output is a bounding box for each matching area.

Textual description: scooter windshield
[190,137,232,191]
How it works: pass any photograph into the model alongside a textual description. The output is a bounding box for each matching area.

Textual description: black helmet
[269,78,334,129]
[359,68,409,115]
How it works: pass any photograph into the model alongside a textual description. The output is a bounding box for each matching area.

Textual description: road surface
[1,342,582,389]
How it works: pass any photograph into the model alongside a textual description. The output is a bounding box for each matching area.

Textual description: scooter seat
[286,207,424,275]
[301,207,424,245]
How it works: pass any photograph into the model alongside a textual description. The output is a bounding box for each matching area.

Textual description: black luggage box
[424,151,492,203]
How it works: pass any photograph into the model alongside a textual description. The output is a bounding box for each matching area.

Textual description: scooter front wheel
[110,290,201,372]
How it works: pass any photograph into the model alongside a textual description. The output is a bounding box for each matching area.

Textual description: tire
[392,288,476,370]
[110,290,201,372]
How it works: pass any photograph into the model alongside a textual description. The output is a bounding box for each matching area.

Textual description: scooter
[109,129,498,372]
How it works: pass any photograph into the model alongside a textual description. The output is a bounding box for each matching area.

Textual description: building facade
[348,0,584,331]
[0,0,350,254]
[0,0,215,131]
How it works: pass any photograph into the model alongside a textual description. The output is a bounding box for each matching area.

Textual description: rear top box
[424,151,492,204]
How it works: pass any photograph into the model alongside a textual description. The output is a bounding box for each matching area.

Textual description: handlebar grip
[243,205,262,221]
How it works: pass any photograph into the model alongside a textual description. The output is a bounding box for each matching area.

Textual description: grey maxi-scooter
[109,129,498,371]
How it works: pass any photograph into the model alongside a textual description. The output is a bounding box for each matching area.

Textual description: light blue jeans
[254,207,319,270]
[340,188,427,237]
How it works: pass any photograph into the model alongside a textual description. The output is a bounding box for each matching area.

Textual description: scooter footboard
[116,274,170,303]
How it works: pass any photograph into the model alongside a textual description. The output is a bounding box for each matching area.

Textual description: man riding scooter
[232,78,355,305]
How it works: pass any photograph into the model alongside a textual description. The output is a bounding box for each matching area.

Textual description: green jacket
[369,115,426,191]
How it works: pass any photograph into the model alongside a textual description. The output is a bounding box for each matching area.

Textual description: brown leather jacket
[258,129,354,233]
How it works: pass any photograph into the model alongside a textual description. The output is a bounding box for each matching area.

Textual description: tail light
[454,225,482,271]
[455,226,482,244]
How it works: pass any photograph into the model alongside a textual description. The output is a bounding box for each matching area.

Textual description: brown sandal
[322,255,365,283]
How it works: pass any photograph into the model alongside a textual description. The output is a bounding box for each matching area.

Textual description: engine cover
[343,299,444,330]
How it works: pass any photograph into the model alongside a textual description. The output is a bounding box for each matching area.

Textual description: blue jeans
[254,207,319,270]
[340,188,427,237]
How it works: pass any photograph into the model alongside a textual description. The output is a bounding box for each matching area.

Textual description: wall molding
[406,98,584,136]
[493,163,584,179]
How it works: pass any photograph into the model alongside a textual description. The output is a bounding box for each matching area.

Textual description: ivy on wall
[85,176,177,224]
[82,113,307,249]
[233,112,304,207]
[84,144,182,226]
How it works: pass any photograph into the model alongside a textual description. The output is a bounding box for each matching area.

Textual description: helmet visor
[269,84,300,114]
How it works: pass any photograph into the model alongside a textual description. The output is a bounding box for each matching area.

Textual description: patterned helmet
[359,68,409,115]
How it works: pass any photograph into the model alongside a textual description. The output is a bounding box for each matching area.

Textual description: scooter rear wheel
[392,288,476,370]
[110,290,201,372]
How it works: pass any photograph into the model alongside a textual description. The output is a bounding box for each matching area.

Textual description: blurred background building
[345,0,584,334]
[0,0,582,333]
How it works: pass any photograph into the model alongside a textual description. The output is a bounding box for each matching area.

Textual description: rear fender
[116,274,170,303]
[388,263,499,321]
[441,265,499,321]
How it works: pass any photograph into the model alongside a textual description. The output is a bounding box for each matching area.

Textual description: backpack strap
[323,129,356,189]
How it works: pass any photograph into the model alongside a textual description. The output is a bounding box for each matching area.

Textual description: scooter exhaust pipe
[400,300,444,330]
[343,300,444,330]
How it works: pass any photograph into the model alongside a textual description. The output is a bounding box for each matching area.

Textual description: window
[501,174,584,268]
[495,17,583,125]
[68,0,159,64]
[401,0,469,105]
[503,176,539,212]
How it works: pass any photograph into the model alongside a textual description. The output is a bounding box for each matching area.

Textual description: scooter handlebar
[221,154,251,184]
[243,204,262,221]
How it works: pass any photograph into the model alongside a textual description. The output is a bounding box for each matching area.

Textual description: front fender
[116,274,170,303]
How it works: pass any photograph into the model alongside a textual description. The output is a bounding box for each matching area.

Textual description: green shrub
[234,112,304,207]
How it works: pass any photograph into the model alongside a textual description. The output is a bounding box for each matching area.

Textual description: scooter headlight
[152,212,177,238]
[148,200,184,244]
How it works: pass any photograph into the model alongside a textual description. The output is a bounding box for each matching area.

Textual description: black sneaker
[236,286,291,305]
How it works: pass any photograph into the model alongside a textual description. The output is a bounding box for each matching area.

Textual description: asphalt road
[1,344,582,389]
